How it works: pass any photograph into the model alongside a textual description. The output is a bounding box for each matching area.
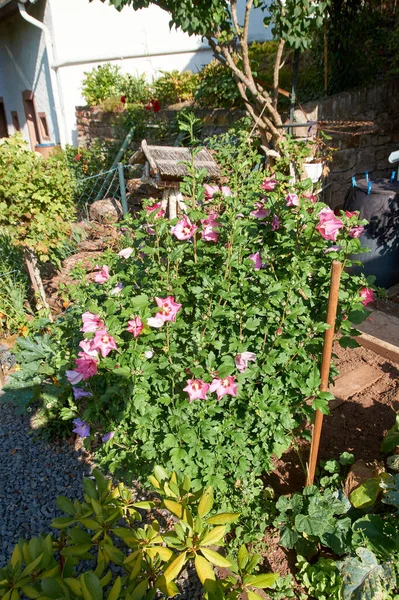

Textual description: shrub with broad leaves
[10,131,372,509]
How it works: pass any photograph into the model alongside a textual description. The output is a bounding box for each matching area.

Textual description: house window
[22,90,41,149]
[0,98,8,139]
[11,111,20,132]
[38,112,50,141]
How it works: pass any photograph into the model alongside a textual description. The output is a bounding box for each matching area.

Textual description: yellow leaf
[199,547,232,568]
[247,591,263,600]
[201,526,226,546]
[148,475,160,490]
[155,577,180,598]
[164,499,183,518]
[194,554,216,585]
[145,546,174,562]
[163,552,187,583]
[206,512,240,525]
[198,487,214,518]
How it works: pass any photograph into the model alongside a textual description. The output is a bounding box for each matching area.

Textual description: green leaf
[353,515,398,558]
[163,552,187,583]
[198,487,214,517]
[195,554,216,584]
[245,573,280,589]
[61,544,93,557]
[201,526,226,546]
[350,478,382,509]
[340,547,396,600]
[199,547,232,567]
[56,496,75,516]
[81,572,103,600]
[107,576,121,600]
[206,512,240,525]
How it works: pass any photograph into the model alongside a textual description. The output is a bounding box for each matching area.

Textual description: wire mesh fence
[75,165,125,219]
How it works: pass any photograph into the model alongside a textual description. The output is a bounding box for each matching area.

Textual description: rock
[344,459,384,498]
[89,198,123,223]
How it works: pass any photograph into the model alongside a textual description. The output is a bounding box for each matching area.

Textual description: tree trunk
[23,248,53,322]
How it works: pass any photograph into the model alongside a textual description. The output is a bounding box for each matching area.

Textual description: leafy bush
[195,60,241,108]
[152,69,199,105]
[9,131,371,513]
[0,467,279,600]
[121,73,151,105]
[296,556,342,600]
[0,135,75,263]
[82,63,125,106]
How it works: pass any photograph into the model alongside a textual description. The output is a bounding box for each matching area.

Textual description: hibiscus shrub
[10,132,372,510]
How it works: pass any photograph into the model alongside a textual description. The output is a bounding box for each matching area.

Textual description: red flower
[74,154,82,161]
[145,99,161,112]
[120,95,127,105]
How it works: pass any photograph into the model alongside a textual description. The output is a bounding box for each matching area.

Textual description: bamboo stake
[306,260,342,486]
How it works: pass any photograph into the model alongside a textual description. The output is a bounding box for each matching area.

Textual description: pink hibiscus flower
[272,214,281,231]
[183,379,210,403]
[81,312,104,333]
[201,212,221,242]
[261,177,277,191]
[74,353,98,380]
[235,352,256,373]
[79,339,98,357]
[91,329,118,358]
[251,202,271,219]
[204,184,220,200]
[127,316,144,337]
[66,369,83,385]
[249,252,262,271]
[304,193,317,203]
[360,287,374,306]
[345,210,359,218]
[171,216,198,240]
[349,226,364,238]
[221,186,232,196]
[155,296,182,323]
[209,376,238,400]
[145,201,162,212]
[315,208,344,241]
[118,247,133,259]
[94,265,110,284]
[285,193,300,207]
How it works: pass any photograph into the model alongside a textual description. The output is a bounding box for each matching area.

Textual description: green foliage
[152,70,199,105]
[0,467,278,600]
[121,73,151,105]
[0,233,32,335]
[382,414,399,454]
[0,135,75,262]
[195,60,241,109]
[339,548,397,600]
[9,131,370,522]
[296,556,342,600]
[275,485,352,558]
[82,63,125,106]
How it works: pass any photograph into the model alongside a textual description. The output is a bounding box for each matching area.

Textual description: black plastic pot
[344,178,399,288]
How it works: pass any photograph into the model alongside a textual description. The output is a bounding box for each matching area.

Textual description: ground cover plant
[0,467,279,600]
[8,127,372,520]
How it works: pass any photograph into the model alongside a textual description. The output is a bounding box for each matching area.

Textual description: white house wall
[49,0,271,146]
[0,1,58,145]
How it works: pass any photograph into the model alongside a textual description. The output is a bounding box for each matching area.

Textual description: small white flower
[147,317,164,328]
[144,350,154,359]
[46,403,52,409]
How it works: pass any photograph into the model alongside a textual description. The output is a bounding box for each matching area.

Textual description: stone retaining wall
[300,78,399,207]
[76,78,399,207]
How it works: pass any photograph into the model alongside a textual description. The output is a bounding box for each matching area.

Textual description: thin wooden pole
[306,260,342,486]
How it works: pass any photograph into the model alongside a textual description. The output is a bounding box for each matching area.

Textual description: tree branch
[241,0,254,82]
[230,0,240,34]
[273,38,285,109]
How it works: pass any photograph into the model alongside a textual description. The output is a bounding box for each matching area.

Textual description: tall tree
[93,0,329,152]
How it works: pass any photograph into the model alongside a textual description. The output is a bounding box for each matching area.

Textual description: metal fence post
[118,163,128,216]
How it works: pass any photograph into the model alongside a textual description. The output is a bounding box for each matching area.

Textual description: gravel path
[0,397,202,598]
[0,400,92,568]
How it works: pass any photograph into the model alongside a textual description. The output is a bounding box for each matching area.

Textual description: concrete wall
[0,1,58,146]
[299,78,399,207]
